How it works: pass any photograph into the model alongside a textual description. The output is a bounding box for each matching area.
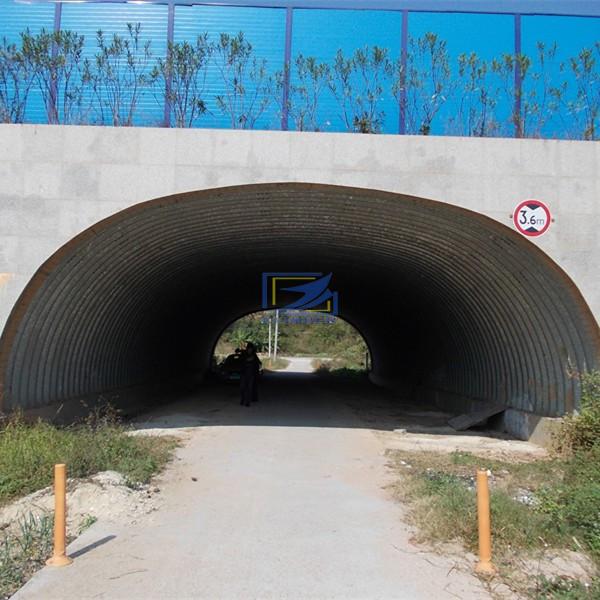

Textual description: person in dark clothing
[240,342,261,406]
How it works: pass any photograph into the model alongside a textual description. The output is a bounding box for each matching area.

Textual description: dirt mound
[0,471,162,537]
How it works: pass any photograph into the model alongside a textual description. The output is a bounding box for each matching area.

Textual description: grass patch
[554,371,600,455]
[1,512,54,599]
[388,449,599,597]
[0,411,178,506]
[392,452,564,553]
[542,370,600,564]
[0,411,178,598]
[312,358,367,377]
[535,445,600,562]
[532,576,600,599]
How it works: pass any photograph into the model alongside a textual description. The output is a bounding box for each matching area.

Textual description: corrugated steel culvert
[0,183,598,416]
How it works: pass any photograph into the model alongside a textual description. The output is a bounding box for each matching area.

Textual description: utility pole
[273,309,279,360]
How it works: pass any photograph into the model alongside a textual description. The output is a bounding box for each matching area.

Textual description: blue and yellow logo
[261,272,339,315]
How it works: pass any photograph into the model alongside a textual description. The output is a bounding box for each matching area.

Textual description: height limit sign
[512,200,552,237]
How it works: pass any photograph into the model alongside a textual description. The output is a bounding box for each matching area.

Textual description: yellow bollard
[474,468,496,575]
[46,464,73,567]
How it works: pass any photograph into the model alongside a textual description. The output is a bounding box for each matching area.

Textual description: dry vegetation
[386,371,600,599]
[0,410,178,598]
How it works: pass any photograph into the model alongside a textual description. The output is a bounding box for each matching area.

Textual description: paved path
[15,374,490,600]
[280,356,317,373]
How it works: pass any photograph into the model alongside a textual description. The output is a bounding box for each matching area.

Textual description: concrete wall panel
[0,124,598,421]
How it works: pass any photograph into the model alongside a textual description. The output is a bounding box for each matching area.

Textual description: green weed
[389,448,600,597]
[532,575,600,599]
[0,412,178,506]
[0,513,53,599]
[555,371,600,454]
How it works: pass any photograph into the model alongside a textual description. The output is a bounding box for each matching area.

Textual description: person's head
[245,342,256,354]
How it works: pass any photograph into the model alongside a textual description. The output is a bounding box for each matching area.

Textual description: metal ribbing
[0,183,598,416]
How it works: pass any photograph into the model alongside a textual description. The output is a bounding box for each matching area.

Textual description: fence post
[49,2,63,124]
[163,0,175,128]
[475,468,495,575]
[398,9,408,135]
[513,13,523,138]
[46,464,73,567]
[280,7,294,131]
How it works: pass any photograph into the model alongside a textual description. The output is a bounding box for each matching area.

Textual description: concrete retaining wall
[1,124,598,334]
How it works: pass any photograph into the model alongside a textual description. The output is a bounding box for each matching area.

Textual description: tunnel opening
[0,183,598,438]
[210,310,372,381]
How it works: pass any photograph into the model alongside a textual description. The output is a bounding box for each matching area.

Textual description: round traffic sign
[513,200,551,237]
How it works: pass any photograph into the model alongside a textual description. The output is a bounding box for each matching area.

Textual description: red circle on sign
[513,200,551,237]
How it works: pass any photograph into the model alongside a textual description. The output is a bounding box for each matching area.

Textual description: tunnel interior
[0,183,598,419]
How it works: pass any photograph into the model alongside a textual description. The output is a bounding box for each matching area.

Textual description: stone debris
[514,488,537,506]
[547,552,595,581]
[517,550,598,586]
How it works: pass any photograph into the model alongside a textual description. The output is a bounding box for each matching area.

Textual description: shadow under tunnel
[0,183,598,438]
[130,371,469,437]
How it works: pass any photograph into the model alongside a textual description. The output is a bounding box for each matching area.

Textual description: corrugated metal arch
[0,183,598,415]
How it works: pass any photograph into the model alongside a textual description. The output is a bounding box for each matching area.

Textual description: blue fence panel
[1,0,598,140]
[409,12,514,137]
[60,2,168,126]
[0,0,55,44]
[174,4,286,130]
[292,9,402,134]
[522,16,600,140]
[0,0,56,123]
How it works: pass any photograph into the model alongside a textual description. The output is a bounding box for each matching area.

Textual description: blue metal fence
[1,0,599,138]
[173,4,286,130]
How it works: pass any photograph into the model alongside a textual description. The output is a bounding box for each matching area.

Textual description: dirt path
[15,374,492,599]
